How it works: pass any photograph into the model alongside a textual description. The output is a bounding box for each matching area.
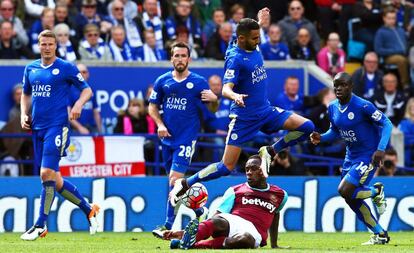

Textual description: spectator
[137,30,167,62]
[205,74,231,134]
[0,0,28,46]
[274,76,305,115]
[136,0,166,50]
[54,2,77,38]
[108,0,143,49]
[69,63,103,134]
[166,25,200,59]
[375,148,405,176]
[108,25,139,62]
[54,23,80,62]
[314,0,356,46]
[308,88,336,133]
[204,22,232,60]
[114,98,155,134]
[78,23,113,60]
[289,27,316,61]
[8,83,22,121]
[165,0,202,53]
[28,7,55,56]
[268,149,307,176]
[317,32,346,77]
[374,8,410,88]
[351,51,383,100]
[24,0,55,28]
[193,0,221,26]
[278,0,320,52]
[351,0,382,52]
[74,0,112,40]
[260,24,290,61]
[107,0,138,20]
[373,72,407,126]
[384,0,412,30]
[202,8,226,46]
[398,97,414,167]
[228,3,245,33]
[0,20,34,59]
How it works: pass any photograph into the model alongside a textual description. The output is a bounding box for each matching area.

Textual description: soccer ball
[181,183,208,209]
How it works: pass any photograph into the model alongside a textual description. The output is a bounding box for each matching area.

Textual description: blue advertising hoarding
[1,176,413,233]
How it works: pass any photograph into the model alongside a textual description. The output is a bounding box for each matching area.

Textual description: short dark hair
[385,147,397,157]
[248,154,262,163]
[383,7,396,17]
[236,18,260,37]
[333,72,352,86]
[170,41,191,57]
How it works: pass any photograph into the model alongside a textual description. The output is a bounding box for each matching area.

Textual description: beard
[174,62,188,73]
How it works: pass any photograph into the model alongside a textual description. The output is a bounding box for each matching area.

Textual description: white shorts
[218,213,262,248]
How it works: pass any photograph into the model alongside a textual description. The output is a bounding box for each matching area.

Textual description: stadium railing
[0,132,413,176]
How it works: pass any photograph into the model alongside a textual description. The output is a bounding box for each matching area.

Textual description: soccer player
[148,41,217,236]
[170,8,314,205]
[163,155,288,249]
[310,72,392,245]
[20,30,100,241]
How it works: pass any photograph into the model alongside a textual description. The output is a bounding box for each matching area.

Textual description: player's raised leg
[170,145,240,206]
[55,173,100,234]
[260,113,314,161]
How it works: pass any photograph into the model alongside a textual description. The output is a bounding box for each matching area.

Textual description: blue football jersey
[22,58,89,130]
[223,42,271,120]
[149,71,209,146]
[327,95,390,161]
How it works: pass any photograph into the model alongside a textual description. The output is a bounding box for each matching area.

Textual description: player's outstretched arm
[270,213,290,249]
[70,87,92,120]
[20,93,32,130]
[222,83,248,107]
[148,103,171,138]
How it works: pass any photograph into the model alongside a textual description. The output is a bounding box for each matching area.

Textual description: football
[181,183,208,209]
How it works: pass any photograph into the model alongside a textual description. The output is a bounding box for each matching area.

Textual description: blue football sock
[35,181,56,227]
[348,200,384,234]
[165,185,175,229]
[272,120,315,153]
[58,179,91,215]
[352,186,378,199]
[187,162,231,186]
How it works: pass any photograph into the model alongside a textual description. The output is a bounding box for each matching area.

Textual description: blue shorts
[226,107,292,146]
[32,126,71,172]
[341,159,376,186]
[162,140,196,174]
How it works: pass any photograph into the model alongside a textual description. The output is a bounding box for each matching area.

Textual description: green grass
[1,232,413,253]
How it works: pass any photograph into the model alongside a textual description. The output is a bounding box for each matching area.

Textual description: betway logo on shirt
[242,196,276,213]
[32,84,51,97]
[165,97,187,110]
[251,65,267,84]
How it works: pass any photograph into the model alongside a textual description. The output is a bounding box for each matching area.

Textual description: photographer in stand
[317,32,346,77]
[268,149,308,176]
[375,147,405,176]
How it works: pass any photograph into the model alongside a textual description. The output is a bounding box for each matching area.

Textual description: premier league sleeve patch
[224,69,235,79]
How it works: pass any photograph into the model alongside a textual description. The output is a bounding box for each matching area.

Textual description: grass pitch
[1,232,412,253]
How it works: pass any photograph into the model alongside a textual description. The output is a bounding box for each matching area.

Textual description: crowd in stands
[1,0,414,176]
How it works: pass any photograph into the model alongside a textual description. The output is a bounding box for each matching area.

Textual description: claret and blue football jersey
[22,58,89,130]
